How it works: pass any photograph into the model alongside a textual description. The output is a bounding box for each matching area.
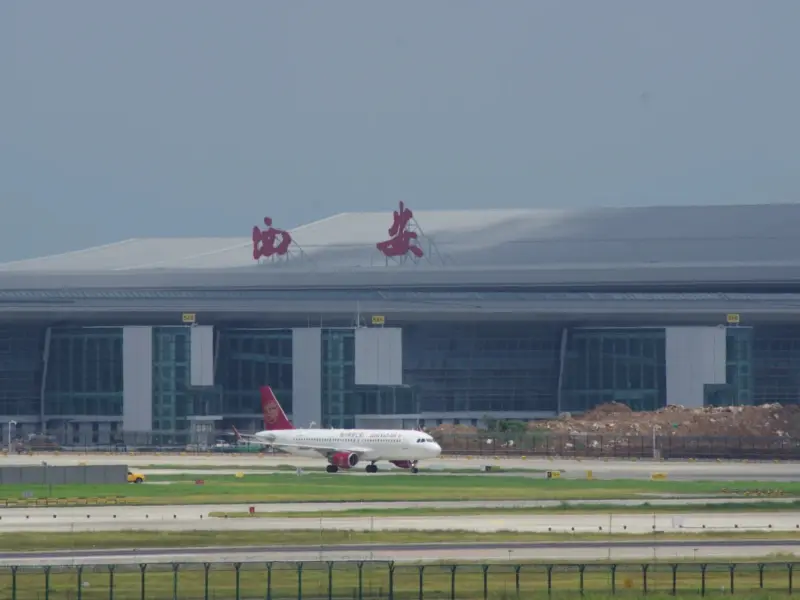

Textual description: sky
[2,1,799,261]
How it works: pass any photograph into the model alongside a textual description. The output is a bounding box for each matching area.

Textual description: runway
[2,504,800,533]
[5,453,800,480]
[1,539,798,565]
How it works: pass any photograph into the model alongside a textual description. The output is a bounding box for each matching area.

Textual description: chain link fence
[0,561,797,599]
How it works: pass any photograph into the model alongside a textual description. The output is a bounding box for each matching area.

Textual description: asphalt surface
[2,505,800,533]
[5,453,800,480]
[1,540,799,565]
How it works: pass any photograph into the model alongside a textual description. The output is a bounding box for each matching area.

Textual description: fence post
[356,562,363,600]
[297,562,303,600]
[515,565,521,596]
[76,566,84,600]
[729,564,735,594]
[265,563,273,600]
[327,562,334,600]
[700,564,707,597]
[641,564,648,595]
[204,563,211,600]
[388,561,395,600]
[108,565,115,600]
[10,566,17,600]
[758,563,764,589]
[44,566,51,600]
[671,564,678,596]
[482,564,489,600]
[788,562,794,594]
[450,565,457,600]
[234,563,242,600]
[418,566,425,600]
[610,565,616,595]
[139,564,147,600]
[579,564,585,595]
[172,563,179,600]
[547,565,553,594]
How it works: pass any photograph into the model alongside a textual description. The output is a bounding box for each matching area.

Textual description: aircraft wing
[269,441,372,456]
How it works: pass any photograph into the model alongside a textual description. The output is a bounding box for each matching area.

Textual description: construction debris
[530,402,800,439]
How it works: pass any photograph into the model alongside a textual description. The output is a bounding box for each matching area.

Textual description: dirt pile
[530,403,800,438]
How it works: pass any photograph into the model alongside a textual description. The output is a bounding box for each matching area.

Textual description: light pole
[7,420,17,454]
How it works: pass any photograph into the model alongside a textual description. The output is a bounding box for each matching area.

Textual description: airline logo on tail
[260,386,294,430]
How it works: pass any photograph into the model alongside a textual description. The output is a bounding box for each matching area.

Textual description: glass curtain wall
[0,326,43,417]
[151,326,191,432]
[321,329,354,428]
[44,328,123,417]
[216,329,293,425]
[561,328,666,412]
[725,327,753,405]
[752,325,800,404]
[403,324,562,413]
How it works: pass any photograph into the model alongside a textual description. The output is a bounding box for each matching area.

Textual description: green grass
[2,528,799,553]
[0,475,797,507]
[208,498,800,519]
[0,559,794,600]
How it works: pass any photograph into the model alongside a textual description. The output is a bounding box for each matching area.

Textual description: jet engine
[330,451,359,469]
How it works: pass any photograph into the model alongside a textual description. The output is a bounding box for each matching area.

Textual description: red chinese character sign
[252,217,292,260]
[376,201,424,259]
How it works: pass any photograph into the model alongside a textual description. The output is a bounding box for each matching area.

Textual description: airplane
[232,386,442,474]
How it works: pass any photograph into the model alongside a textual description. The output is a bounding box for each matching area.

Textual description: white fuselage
[254,428,441,462]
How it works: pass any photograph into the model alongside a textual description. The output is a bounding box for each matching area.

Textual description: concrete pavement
[1,540,799,565]
[3,453,800,480]
[2,504,800,533]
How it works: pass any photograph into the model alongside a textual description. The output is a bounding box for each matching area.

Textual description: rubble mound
[530,402,800,438]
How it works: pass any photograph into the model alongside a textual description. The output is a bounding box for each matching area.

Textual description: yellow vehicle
[127,471,145,484]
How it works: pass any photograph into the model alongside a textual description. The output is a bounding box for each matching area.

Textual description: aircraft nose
[431,442,442,456]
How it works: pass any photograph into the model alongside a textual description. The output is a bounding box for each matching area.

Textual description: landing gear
[326,464,339,473]
[411,460,419,474]
[365,463,378,474]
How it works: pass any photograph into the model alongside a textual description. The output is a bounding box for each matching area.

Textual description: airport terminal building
[2,202,800,446]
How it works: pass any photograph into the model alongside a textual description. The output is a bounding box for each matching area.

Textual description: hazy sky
[3,1,799,261]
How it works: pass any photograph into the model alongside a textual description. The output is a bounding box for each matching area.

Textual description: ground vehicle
[127,471,145,483]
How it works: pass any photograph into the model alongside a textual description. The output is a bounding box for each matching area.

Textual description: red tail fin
[260,386,294,430]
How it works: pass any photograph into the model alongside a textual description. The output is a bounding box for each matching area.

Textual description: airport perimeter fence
[23,432,800,462]
[1,561,798,599]
[434,432,800,461]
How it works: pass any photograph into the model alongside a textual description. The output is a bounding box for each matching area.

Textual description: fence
[11,431,800,462]
[434,432,800,461]
[0,561,798,599]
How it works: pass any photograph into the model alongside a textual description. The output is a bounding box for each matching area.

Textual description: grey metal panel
[666,327,727,408]
[291,328,321,428]
[355,328,403,386]
[190,325,214,386]
[123,326,153,432]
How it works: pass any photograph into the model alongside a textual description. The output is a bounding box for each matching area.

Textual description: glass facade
[3,320,800,430]
[216,329,293,419]
[403,324,563,413]
[45,328,123,416]
[752,325,800,405]
[725,327,753,405]
[151,327,191,432]
[561,329,667,412]
[0,326,43,416]
[321,329,354,428]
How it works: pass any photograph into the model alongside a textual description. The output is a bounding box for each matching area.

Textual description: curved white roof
[2,203,800,274]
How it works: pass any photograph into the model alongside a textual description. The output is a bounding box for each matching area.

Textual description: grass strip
[207,498,800,519]
[2,528,800,553]
[0,475,796,506]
